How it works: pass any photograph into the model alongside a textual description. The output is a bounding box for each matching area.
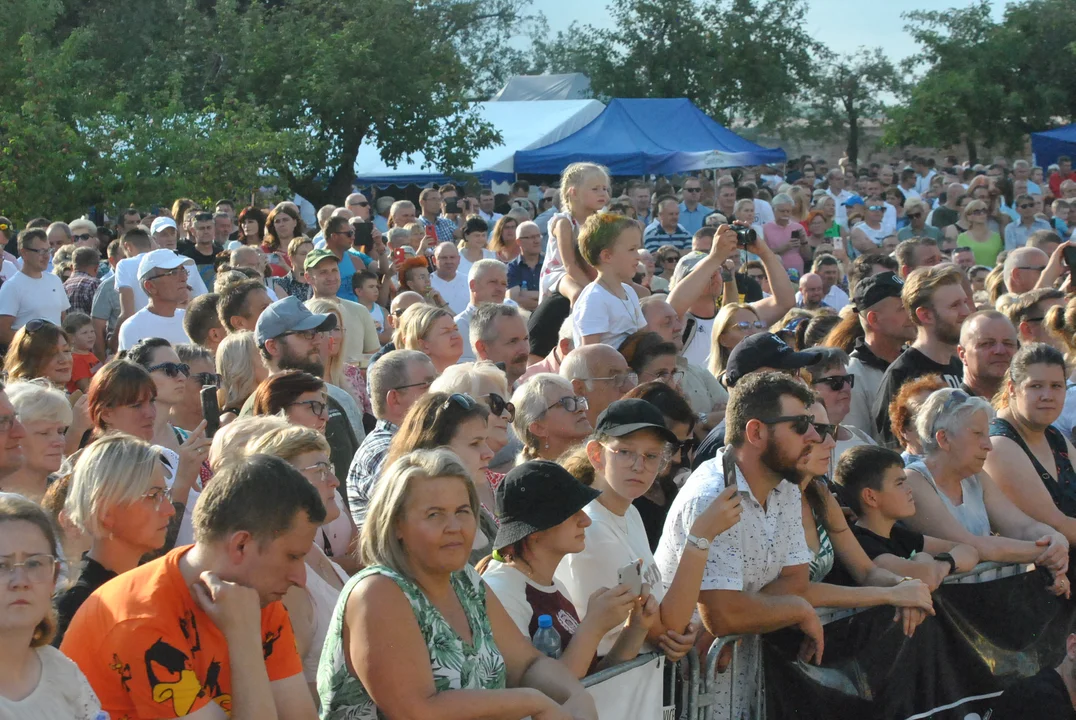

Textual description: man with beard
[655,371,825,718]
[957,310,1018,398]
[843,272,918,438]
[871,265,971,447]
[242,295,361,477]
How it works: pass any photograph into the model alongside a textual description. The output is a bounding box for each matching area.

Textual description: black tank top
[989,417,1076,517]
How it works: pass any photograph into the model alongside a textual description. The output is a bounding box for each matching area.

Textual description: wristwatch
[934,552,957,574]
[686,534,711,552]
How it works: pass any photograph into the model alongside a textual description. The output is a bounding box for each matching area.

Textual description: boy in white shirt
[570,213,646,349]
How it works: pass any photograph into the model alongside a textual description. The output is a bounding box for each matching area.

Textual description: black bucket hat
[492,460,600,551]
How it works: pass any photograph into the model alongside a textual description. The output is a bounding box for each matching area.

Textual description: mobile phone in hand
[1063,245,1076,286]
[394,247,407,264]
[200,386,220,439]
[617,560,643,596]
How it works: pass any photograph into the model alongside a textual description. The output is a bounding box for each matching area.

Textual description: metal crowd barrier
[583,562,1035,719]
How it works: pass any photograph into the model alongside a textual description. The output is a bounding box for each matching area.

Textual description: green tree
[802,48,903,164]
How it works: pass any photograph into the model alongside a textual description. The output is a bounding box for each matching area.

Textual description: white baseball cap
[150,217,178,235]
[137,249,195,281]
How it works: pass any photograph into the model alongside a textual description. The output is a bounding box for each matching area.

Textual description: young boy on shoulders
[836,445,980,591]
[570,213,647,349]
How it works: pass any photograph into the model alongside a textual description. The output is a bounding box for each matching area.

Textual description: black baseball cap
[725,333,821,387]
[493,461,600,551]
[852,271,904,312]
[594,399,679,443]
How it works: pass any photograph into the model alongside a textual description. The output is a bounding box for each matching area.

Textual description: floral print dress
[317,564,507,719]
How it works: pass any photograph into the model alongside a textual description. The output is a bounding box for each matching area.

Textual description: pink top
[762,221,804,275]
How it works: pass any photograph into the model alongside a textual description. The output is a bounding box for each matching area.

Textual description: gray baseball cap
[254,295,337,347]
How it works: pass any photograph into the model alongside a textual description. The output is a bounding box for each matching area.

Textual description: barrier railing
[582,561,1038,719]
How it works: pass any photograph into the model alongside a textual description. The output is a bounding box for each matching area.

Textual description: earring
[544,440,549,450]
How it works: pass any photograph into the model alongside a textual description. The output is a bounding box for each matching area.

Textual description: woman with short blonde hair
[393,303,463,372]
[955,198,1003,267]
[0,381,73,501]
[708,303,764,379]
[216,330,268,423]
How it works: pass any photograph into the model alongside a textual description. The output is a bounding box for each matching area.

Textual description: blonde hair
[510,372,574,459]
[6,380,73,426]
[394,303,453,350]
[208,416,291,471]
[431,360,509,399]
[578,212,639,266]
[216,331,261,411]
[360,448,477,576]
[901,264,964,326]
[961,199,989,223]
[708,304,760,378]
[304,299,347,388]
[245,423,330,464]
[559,162,609,217]
[64,433,161,536]
[214,269,249,294]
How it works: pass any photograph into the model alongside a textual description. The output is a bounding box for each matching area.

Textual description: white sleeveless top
[303,550,349,682]
[852,221,890,248]
[906,460,991,537]
[539,211,577,300]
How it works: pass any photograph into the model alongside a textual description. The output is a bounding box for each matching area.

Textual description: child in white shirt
[570,213,647,349]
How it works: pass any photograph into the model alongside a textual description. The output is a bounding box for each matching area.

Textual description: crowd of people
[2,153,1076,719]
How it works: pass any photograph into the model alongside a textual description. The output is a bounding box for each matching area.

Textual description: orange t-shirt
[60,546,302,719]
[67,351,99,393]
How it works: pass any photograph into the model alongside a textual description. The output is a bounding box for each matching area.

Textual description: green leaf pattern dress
[317,564,507,719]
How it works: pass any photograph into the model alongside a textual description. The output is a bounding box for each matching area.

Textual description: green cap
[303,248,340,271]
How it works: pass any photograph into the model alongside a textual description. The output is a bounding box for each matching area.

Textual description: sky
[539,0,1008,66]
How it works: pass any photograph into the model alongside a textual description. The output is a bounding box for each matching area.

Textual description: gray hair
[389,200,415,219]
[375,196,395,214]
[174,343,213,367]
[368,349,432,419]
[511,373,574,457]
[64,433,163,537]
[469,302,521,350]
[50,221,75,239]
[559,348,593,391]
[6,381,72,426]
[772,193,794,208]
[468,258,507,283]
[804,347,850,383]
[208,416,291,472]
[386,227,412,248]
[431,360,509,399]
[1013,159,1030,171]
[516,220,540,238]
[915,388,994,454]
[360,448,477,576]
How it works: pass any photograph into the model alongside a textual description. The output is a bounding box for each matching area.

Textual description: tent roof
[353,100,605,186]
[1032,124,1076,169]
[491,74,591,102]
[514,98,786,176]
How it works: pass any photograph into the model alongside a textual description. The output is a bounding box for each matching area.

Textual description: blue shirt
[419,215,458,244]
[678,202,713,235]
[642,221,692,253]
[336,252,359,302]
[507,254,543,290]
[1003,218,1052,252]
[373,215,389,233]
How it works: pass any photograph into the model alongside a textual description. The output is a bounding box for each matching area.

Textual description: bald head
[799,272,824,309]
[1003,246,1048,293]
[946,183,965,206]
[560,344,631,424]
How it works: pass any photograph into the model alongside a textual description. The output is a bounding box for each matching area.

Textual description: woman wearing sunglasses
[795,398,935,637]
[54,434,173,645]
[954,198,1004,267]
[803,349,874,478]
[708,303,765,381]
[432,361,516,481]
[849,198,891,256]
[383,391,496,565]
[511,373,593,463]
[904,388,1071,596]
[0,494,103,718]
[3,318,73,389]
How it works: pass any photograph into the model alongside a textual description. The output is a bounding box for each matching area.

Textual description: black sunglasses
[1018,204,1035,209]
[812,374,855,392]
[684,187,702,193]
[761,414,815,435]
[23,319,56,334]
[442,393,478,412]
[486,392,515,422]
[812,422,839,440]
[72,233,94,242]
[146,362,191,379]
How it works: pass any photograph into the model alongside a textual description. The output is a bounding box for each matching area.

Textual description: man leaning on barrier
[655,371,826,713]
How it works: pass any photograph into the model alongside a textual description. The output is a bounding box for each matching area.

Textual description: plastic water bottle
[532,614,562,658]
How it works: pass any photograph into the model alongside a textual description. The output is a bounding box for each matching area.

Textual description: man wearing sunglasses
[679,177,713,235]
[320,216,366,304]
[656,372,826,717]
[1003,246,1050,295]
[345,192,372,221]
[0,228,70,346]
[117,249,195,350]
[1003,193,1052,252]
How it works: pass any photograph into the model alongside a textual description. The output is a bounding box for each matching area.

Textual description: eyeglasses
[22,246,49,255]
[760,414,815,435]
[601,443,671,471]
[684,187,702,193]
[867,205,886,212]
[662,256,680,263]
[300,461,334,483]
[812,374,855,392]
[290,398,327,418]
[486,393,515,422]
[333,229,355,237]
[812,422,839,440]
[145,362,191,379]
[1016,265,1046,272]
[1018,204,1035,210]
[193,372,222,388]
[442,393,478,412]
[0,413,17,434]
[968,209,987,216]
[547,395,589,414]
[281,329,320,342]
[674,436,699,462]
[72,233,94,242]
[906,213,922,220]
[350,201,370,208]
[644,369,685,385]
[930,390,969,438]
[23,319,56,334]
[0,554,56,584]
[734,321,766,331]
[141,486,173,511]
[392,379,433,392]
[590,372,639,388]
[150,266,188,280]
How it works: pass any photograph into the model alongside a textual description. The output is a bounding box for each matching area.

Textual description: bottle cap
[537,614,553,628]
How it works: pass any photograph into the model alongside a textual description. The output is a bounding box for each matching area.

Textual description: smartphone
[445,198,460,214]
[617,560,643,597]
[354,222,372,248]
[200,386,220,439]
[393,247,407,264]
[1063,245,1076,285]
[424,225,437,240]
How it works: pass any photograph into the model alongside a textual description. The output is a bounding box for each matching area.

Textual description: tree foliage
[0,0,530,220]
[885,0,1076,162]
[801,48,903,163]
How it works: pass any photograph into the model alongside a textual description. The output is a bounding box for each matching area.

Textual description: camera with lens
[731,224,757,247]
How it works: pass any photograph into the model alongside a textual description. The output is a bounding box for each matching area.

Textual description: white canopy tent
[491,73,592,102]
[352,99,604,187]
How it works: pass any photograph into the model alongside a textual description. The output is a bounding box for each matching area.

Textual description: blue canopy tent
[513,98,786,176]
[1032,124,1076,170]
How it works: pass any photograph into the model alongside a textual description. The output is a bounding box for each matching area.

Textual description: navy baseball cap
[254,296,336,347]
[725,333,821,387]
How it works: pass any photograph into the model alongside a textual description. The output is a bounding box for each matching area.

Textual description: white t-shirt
[368,302,387,335]
[554,499,665,656]
[455,304,478,362]
[0,645,102,720]
[115,254,207,312]
[456,249,498,288]
[753,198,775,226]
[570,281,645,349]
[681,311,715,370]
[117,307,189,350]
[0,271,70,328]
[0,259,17,282]
[430,271,470,315]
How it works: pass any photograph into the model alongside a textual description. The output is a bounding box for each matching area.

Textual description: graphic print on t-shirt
[524,583,581,651]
